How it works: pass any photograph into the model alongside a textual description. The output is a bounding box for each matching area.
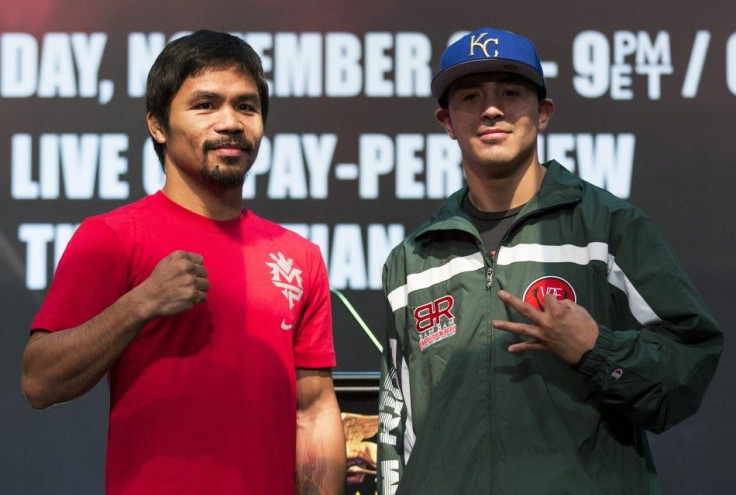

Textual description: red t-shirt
[32,192,336,494]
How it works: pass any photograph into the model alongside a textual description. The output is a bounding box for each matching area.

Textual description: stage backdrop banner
[2,1,734,493]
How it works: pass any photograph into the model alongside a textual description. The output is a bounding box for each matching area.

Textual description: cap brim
[431,58,545,99]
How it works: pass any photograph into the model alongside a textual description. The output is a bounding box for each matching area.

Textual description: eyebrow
[187,90,220,102]
[187,90,261,107]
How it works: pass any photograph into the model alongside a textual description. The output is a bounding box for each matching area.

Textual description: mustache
[202,136,255,153]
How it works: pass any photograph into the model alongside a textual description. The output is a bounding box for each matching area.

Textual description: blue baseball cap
[431,28,546,100]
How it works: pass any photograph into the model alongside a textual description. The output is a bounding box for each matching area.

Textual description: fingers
[495,290,551,353]
[493,318,550,354]
[195,277,211,293]
[182,252,209,298]
[508,340,548,354]
[491,319,535,338]
[495,289,598,363]
[497,289,544,324]
[496,289,521,306]
[185,252,209,294]
[555,298,576,309]
[145,251,211,314]
[170,250,207,276]
[181,250,204,265]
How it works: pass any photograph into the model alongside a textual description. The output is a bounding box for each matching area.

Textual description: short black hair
[145,29,269,167]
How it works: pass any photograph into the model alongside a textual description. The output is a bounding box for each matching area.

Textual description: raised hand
[137,250,210,318]
[492,289,599,364]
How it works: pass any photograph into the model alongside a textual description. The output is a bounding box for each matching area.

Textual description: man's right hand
[22,251,210,409]
[137,250,210,318]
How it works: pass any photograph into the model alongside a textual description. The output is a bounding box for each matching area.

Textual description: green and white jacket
[377,161,722,495]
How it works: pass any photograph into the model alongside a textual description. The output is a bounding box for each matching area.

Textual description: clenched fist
[136,250,210,318]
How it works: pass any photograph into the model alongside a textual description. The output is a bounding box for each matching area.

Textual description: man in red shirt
[22,29,346,495]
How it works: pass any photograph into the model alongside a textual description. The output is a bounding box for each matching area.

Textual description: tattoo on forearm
[296,454,331,495]
[299,479,320,495]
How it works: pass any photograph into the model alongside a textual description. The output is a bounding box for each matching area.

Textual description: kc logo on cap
[468,32,500,58]
[431,27,546,100]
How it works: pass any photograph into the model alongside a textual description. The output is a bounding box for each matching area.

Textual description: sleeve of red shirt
[31,217,129,334]
[292,242,336,369]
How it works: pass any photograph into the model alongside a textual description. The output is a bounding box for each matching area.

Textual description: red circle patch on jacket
[522,276,576,311]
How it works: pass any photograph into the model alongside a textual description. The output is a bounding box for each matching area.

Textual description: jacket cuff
[575,325,615,377]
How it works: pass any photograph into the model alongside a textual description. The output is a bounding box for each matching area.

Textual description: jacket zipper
[488,198,583,289]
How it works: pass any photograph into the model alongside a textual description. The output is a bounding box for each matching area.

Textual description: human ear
[147,112,167,145]
[435,107,457,140]
[537,98,555,132]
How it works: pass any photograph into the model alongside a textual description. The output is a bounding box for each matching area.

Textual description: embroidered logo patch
[522,276,576,311]
[413,295,457,351]
[266,252,304,309]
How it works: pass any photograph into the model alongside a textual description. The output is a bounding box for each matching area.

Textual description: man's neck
[162,168,244,220]
[464,159,546,213]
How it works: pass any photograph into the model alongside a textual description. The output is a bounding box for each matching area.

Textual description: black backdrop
[2,1,734,493]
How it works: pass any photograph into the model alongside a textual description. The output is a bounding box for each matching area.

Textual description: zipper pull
[486,249,496,289]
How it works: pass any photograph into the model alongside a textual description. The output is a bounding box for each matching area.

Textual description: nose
[214,106,244,134]
[481,95,504,122]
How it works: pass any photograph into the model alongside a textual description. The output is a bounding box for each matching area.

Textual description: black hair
[145,29,269,167]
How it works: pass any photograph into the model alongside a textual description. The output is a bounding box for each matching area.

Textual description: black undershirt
[461,192,524,258]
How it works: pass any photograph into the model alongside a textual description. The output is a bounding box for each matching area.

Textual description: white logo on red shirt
[266,252,304,309]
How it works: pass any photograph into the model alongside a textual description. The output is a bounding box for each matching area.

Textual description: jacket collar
[416,160,584,240]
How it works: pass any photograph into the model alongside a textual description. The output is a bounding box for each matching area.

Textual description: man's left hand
[492,289,599,364]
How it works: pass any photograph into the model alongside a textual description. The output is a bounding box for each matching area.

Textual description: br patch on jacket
[523,276,576,311]
[413,295,457,351]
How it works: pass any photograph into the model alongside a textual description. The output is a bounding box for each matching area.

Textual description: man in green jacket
[377,27,722,494]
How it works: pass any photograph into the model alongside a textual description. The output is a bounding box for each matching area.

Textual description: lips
[203,138,255,154]
[212,145,245,157]
[478,128,510,139]
[207,143,245,151]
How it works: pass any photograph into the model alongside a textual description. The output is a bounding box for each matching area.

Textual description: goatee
[197,161,248,188]
[199,136,257,188]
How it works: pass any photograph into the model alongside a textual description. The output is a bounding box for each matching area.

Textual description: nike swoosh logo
[281,320,293,331]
